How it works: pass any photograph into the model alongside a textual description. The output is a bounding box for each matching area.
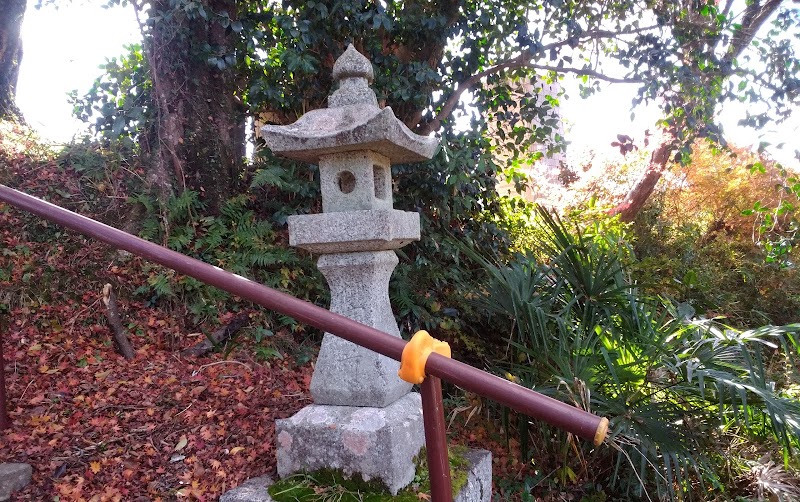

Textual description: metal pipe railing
[0,184,608,499]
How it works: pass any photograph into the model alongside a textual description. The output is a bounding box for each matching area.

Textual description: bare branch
[526,64,643,84]
[415,24,659,134]
[724,0,783,65]
[417,56,642,135]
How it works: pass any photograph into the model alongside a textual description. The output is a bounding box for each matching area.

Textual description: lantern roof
[260,45,438,165]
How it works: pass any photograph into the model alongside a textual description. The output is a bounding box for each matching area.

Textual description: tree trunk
[609,138,674,222]
[0,0,26,121]
[141,0,245,213]
[609,1,785,222]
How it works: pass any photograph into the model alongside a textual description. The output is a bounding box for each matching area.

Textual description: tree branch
[102,284,135,360]
[416,52,527,135]
[526,64,643,84]
[721,0,735,20]
[723,0,783,65]
[734,68,786,95]
[535,25,661,60]
[415,24,659,134]
[417,56,642,135]
[181,313,250,357]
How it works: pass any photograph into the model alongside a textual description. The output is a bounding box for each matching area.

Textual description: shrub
[130,187,327,330]
[630,142,800,326]
[466,205,800,500]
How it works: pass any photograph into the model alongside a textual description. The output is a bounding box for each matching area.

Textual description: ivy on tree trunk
[609,0,792,221]
[134,0,245,213]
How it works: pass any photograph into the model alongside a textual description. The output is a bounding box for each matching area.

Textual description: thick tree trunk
[0,0,26,121]
[609,139,674,222]
[141,0,246,213]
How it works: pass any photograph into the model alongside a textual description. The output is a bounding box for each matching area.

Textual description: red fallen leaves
[0,142,537,501]
[1,300,314,500]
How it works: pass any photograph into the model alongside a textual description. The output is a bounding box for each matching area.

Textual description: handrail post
[421,376,452,501]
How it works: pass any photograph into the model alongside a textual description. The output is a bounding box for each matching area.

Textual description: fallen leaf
[90,461,102,474]
[175,435,188,452]
[95,370,112,380]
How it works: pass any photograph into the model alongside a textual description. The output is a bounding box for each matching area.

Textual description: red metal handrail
[0,184,607,500]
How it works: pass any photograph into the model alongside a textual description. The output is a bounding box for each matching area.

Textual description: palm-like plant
[469,204,800,500]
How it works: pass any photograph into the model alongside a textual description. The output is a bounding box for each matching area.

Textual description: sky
[17,2,140,143]
[15,2,800,169]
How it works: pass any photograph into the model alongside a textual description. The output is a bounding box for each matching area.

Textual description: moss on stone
[268,446,471,501]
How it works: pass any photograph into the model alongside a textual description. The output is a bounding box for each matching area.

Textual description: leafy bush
[130,186,327,332]
[70,44,151,147]
[629,142,800,327]
[742,163,800,268]
[467,205,800,500]
[389,129,513,355]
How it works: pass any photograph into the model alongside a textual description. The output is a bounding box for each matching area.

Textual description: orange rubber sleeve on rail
[398,330,452,384]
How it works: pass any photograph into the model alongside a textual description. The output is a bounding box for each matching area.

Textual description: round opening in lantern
[337,170,356,194]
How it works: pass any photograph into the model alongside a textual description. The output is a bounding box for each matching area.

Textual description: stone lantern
[260,45,438,494]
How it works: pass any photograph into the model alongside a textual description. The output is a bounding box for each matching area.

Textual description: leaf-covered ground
[0,213,526,501]
[0,125,316,500]
[1,304,312,501]
[1,126,539,501]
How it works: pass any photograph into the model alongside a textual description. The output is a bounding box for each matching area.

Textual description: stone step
[0,463,33,502]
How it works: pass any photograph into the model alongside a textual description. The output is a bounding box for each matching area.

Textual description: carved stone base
[275,393,424,495]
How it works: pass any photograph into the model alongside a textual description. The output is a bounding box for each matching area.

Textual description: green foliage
[54,138,145,222]
[73,0,800,354]
[248,150,321,224]
[60,0,800,496]
[245,318,316,364]
[70,44,151,147]
[389,129,513,352]
[244,0,799,151]
[84,0,798,165]
[466,205,800,500]
[742,164,800,268]
[625,143,800,327]
[131,188,326,327]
